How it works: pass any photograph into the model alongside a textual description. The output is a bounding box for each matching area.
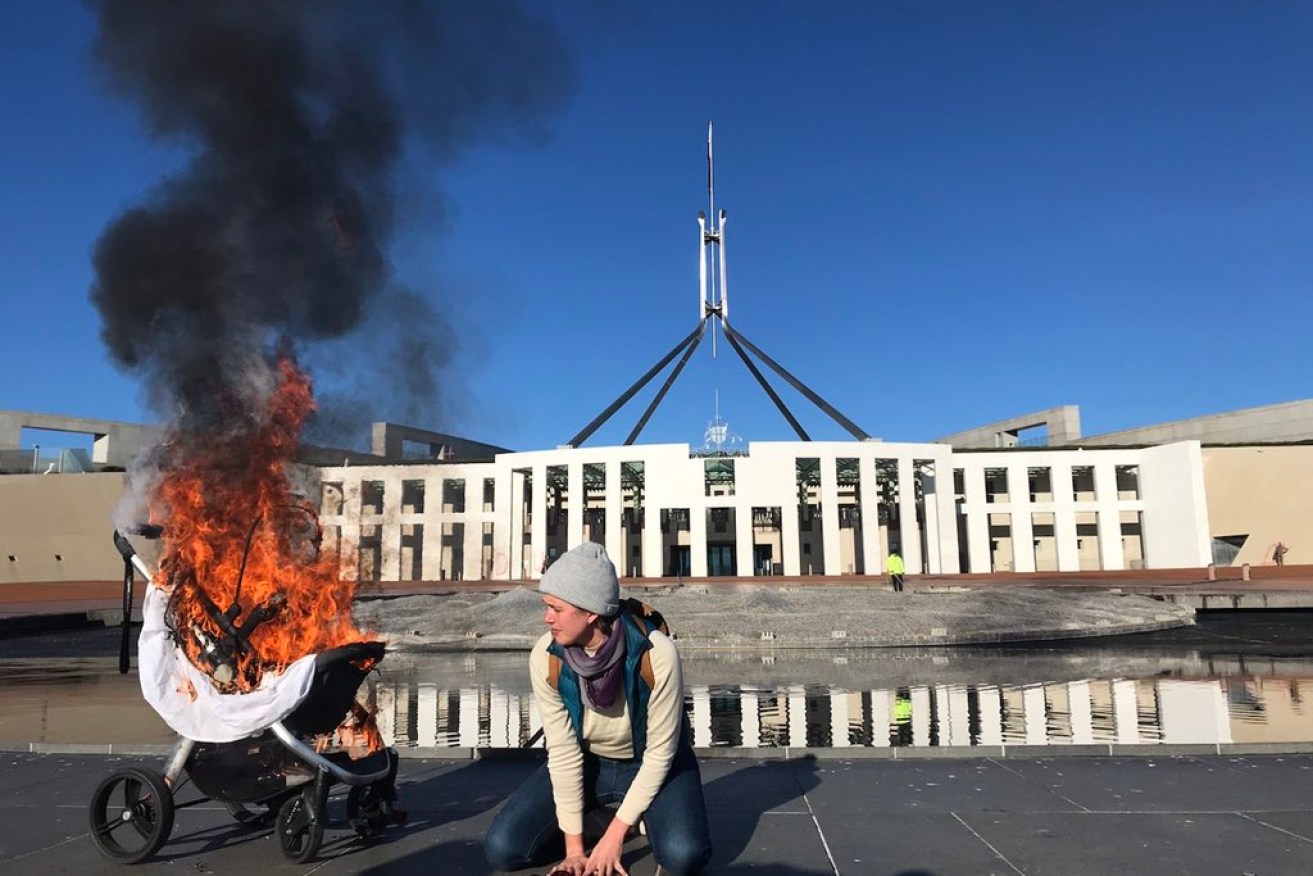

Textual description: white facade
[317,439,1212,581]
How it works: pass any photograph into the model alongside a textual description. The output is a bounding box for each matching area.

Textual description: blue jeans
[484,743,712,874]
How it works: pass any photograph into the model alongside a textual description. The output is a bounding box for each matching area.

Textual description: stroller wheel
[88,767,175,864]
[276,788,323,863]
[347,784,395,839]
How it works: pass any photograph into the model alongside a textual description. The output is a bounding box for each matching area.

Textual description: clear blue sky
[3,2,1312,452]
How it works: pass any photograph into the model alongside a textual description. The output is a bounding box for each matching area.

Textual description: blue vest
[547,610,656,758]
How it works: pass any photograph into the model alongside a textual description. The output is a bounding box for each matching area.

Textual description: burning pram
[89,530,405,865]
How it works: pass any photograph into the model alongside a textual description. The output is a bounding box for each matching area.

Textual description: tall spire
[698,122,728,356]
[567,127,870,448]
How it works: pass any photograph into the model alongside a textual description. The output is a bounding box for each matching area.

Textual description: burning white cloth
[138,582,317,743]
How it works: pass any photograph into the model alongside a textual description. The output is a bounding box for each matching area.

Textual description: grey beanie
[539,542,620,617]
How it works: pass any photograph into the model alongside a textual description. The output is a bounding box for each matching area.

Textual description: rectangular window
[796,458,820,504]
[402,479,425,514]
[1028,467,1052,503]
[361,481,385,516]
[1115,466,1140,500]
[1072,466,1095,502]
[661,508,690,533]
[442,478,466,513]
[709,507,730,533]
[705,458,735,497]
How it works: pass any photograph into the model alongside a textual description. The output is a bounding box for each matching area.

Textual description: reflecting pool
[371,653,1313,750]
[2,613,1312,750]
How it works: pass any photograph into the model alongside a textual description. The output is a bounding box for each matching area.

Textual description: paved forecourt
[5,751,1313,875]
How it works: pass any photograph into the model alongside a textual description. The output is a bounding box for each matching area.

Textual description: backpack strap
[548,652,562,690]
[639,650,655,690]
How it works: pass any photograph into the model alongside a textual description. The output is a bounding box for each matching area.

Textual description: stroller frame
[90,534,405,865]
[90,686,403,865]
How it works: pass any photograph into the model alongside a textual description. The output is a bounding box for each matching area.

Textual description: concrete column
[691,686,711,747]
[782,499,802,576]
[964,463,991,574]
[642,503,662,578]
[380,472,403,581]
[1009,465,1036,573]
[417,682,438,749]
[911,687,932,748]
[376,683,396,747]
[870,690,892,747]
[966,472,987,575]
[1068,681,1094,745]
[1094,464,1124,570]
[977,686,1004,746]
[690,504,708,578]
[942,457,963,573]
[1052,461,1080,572]
[931,457,961,574]
[740,687,761,748]
[567,460,584,549]
[605,460,623,572]
[944,685,971,746]
[735,503,754,579]
[0,416,20,451]
[531,465,547,578]
[788,686,808,748]
[1023,685,1047,745]
[391,684,409,747]
[859,456,882,575]
[897,457,921,573]
[826,691,848,748]
[923,469,943,574]
[820,454,841,576]
[422,476,443,581]
[459,689,480,748]
[489,688,511,748]
[504,470,525,580]
[462,519,482,580]
[1112,679,1140,745]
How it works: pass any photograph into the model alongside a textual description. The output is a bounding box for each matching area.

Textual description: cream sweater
[529,629,684,835]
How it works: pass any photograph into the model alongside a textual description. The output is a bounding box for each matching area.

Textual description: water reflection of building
[371,677,1313,750]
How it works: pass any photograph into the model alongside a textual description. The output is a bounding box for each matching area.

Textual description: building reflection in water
[372,676,1313,750]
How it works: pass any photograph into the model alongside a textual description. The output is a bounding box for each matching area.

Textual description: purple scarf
[561,617,627,710]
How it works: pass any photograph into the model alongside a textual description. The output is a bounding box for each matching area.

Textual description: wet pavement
[5,751,1313,875]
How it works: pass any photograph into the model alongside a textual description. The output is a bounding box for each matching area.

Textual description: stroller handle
[113,530,159,582]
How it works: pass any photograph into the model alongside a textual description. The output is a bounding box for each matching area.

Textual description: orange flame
[149,356,373,695]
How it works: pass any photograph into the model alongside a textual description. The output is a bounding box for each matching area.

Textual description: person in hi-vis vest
[887,551,906,592]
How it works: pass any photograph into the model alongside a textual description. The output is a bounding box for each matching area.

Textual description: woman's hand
[583,826,629,875]
[547,852,589,875]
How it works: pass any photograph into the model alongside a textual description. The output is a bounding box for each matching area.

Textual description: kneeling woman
[485,543,712,876]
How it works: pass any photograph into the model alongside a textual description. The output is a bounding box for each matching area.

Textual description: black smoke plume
[87,0,572,445]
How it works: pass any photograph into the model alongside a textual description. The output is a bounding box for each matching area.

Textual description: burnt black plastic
[284,641,386,737]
